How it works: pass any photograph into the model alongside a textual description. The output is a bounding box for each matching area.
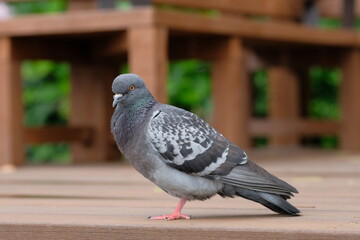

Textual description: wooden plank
[154,9,359,47]
[93,32,128,58]
[11,37,79,61]
[0,7,358,47]
[169,37,220,61]
[13,34,126,61]
[212,37,250,148]
[250,119,340,136]
[268,66,299,146]
[148,0,360,21]
[25,126,92,144]
[1,153,360,239]
[340,50,360,151]
[128,26,168,103]
[0,37,24,166]
[1,223,359,240]
[70,60,119,163]
[152,0,304,19]
[0,7,359,47]
[0,8,154,37]
[98,61,121,161]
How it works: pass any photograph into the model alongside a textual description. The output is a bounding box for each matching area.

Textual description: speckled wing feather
[147,105,298,197]
[147,105,248,177]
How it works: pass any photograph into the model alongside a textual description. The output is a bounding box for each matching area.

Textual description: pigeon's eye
[129,85,135,91]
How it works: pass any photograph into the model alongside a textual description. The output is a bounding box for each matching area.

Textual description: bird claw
[148,214,192,220]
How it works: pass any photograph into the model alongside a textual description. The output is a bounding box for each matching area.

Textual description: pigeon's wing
[148,105,298,197]
[147,105,247,177]
[219,160,298,197]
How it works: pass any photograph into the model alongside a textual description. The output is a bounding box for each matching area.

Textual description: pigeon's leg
[149,198,191,220]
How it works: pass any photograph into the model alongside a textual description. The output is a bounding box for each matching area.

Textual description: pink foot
[148,213,192,221]
[148,198,191,220]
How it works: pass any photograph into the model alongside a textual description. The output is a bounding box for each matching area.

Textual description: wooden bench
[1,0,360,165]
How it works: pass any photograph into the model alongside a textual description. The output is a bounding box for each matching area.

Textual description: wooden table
[2,1,360,166]
[1,150,359,239]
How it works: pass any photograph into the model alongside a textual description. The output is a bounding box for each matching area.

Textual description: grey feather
[111,73,300,216]
[148,107,235,176]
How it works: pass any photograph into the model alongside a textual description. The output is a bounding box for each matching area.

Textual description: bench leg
[128,26,168,103]
[341,50,360,151]
[70,61,118,162]
[268,66,299,147]
[0,38,24,166]
[212,37,251,149]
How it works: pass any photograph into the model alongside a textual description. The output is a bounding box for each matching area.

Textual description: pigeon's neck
[114,96,158,149]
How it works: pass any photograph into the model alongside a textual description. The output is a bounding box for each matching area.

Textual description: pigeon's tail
[234,188,300,215]
[218,160,300,215]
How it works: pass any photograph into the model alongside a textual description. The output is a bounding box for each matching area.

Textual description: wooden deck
[1,150,359,239]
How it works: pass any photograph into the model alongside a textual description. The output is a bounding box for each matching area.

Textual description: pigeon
[111,73,300,220]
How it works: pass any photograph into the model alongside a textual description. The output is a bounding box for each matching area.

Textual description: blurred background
[1,3,360,238]
[0,0,354,164]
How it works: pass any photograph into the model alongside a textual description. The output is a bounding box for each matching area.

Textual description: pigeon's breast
[122,125,159,182]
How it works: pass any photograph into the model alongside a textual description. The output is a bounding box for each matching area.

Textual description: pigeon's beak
[112,93,123,107]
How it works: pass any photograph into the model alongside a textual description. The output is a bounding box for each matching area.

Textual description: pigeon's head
[112,73,153,107]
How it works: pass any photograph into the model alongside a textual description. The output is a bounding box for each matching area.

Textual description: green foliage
[168,60,212,119]
[26,144,71,164]
[308,67,341,120]
[9,0,70,164]
[23,61,70,126]
[9,0,131,13]
[116,0,132,10]
[9,0,66,15]
[252,70,268,117]
[252,70,268,148]
[22,61,71,164]
[304,67,341,149]
[318,18,342,29]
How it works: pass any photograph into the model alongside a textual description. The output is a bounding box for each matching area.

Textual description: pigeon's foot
[148,198,190,221]
[148,213,192,221]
